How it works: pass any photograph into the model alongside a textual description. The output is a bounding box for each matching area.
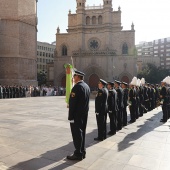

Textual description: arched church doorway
[121,76,129,83]
[61,75,66,87]
[89,74,99,91]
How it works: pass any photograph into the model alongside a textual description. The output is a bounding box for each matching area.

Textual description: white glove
[70,120,74,123]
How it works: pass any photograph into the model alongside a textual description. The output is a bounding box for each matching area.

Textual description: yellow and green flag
[64,63,74,104]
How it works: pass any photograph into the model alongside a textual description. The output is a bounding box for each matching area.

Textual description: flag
[64,63,74,104]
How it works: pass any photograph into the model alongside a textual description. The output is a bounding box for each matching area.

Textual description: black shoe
[160,119,167,123]
[67,154,83,161]
[94,137,103,141]
[108,131,116,135]
[128,120,134,123]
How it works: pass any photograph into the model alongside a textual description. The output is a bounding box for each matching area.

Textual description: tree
[37,72,47,86]
[137,63,169,84]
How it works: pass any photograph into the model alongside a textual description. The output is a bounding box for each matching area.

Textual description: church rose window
[89,40,99,50]
[88,38,101,50]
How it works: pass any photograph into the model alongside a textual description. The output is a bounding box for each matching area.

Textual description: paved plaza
[0,97,170,170]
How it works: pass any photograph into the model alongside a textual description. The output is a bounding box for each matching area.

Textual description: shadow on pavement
[117,110,163,152]
[8,110,163,170]
[8,129,98,170]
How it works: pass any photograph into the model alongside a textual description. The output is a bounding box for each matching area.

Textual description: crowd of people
[66,70,170,161]
[0,85,66,99]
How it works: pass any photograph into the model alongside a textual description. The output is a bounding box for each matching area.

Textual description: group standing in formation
[0,85,65,99]
[67,69,170,161]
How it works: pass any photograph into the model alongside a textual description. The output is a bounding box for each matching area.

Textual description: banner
[64,63,74,104]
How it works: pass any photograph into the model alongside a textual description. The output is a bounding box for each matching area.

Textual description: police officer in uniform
[95,79,108,141]
[67,70,90,161]
[114,80,124,130]
[160,81,168,122]
[128,83,136,123]
[107,82,118,135]
[121,82,129,126]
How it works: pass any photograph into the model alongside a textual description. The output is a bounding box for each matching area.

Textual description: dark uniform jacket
[116,86,124,109]
[68,81,90,121]
[95,87,108,114]
[123,88,129,108]
[107,89,118,112]
[160,86,167,103]
[129,87,136,105]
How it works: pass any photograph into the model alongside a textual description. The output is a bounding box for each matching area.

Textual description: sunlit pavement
[0,96,170,170]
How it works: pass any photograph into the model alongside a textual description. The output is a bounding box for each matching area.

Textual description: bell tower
[76,0,86,26]
[0,0,37,85]
[103,0,112,8]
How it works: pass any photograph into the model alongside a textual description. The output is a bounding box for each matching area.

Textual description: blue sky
[37,0,170,44]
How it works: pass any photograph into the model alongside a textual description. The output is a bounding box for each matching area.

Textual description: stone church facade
[0,0,37,86]
[54,0,137,89]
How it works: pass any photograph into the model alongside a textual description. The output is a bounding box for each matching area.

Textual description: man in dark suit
[95,79,108,141]
[67,70,90,161]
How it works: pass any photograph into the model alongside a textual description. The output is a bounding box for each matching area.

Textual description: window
[154,46,158,49]
[154,50,158,53]
[138,49,142,51]
[62,45,67,56]
[166,58,170,61]
[122,43,128,54]
[154,40,159,44]
[154,54,158,57]
[98,16,102,24]
[166,53,170,56]
[37,51,39,55]
[160,45,164,48]
[166,44,170,47]
[92,16,96,25]
[167,37,170,42]
[86,16,90,25]
[161,38,164,43]
[43,52,45,56]
[161,49,164,52]
[40,52,42,56]
[166,49,170,52]
[160,54,164,57]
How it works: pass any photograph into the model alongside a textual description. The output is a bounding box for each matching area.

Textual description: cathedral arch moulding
[83,65,106,84]
[119,71,132,83]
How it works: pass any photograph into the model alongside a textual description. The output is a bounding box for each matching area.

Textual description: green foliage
[137,63,169,84]
[37,72,47,86]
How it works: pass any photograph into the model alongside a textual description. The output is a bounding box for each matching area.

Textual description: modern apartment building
[136,37,170,69]
[37,41,55,74]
